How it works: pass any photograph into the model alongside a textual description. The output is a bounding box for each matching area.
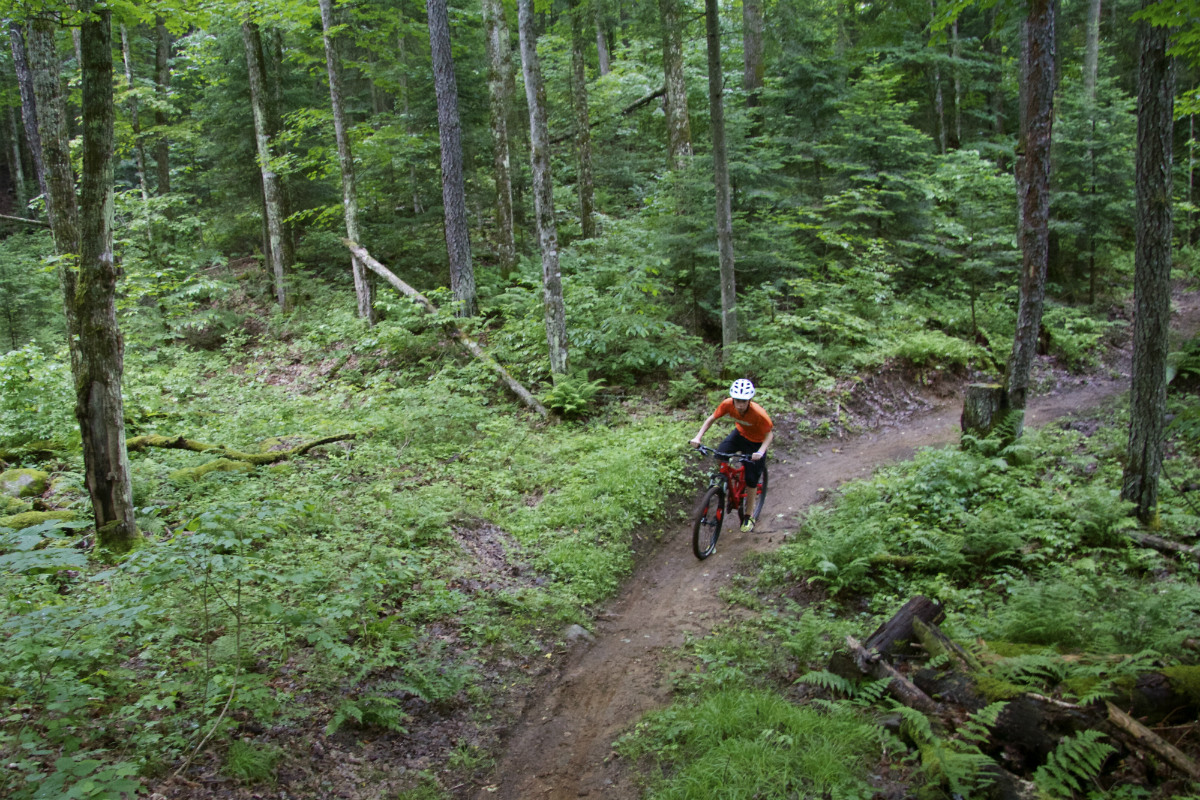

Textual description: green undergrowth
[0,293,703,798]
[622,391,1200,799]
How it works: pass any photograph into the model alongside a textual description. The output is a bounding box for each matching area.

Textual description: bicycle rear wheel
[692,485,724,559]
[750,461,769,520]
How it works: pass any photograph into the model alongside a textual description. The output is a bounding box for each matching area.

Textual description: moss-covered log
[127,433,357,465]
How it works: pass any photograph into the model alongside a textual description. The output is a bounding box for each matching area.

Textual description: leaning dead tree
[343,240,549,419]
[126,432,357,464]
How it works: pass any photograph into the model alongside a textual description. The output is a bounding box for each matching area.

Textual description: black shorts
[718,429,766,488]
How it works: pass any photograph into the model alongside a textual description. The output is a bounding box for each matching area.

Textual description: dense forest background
[5,0,1200,796]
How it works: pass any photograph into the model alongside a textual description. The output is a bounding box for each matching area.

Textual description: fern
[1032,730,1115,798]
[796,669,856,696]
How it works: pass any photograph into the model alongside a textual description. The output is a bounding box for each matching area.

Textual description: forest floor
[463,289,1200,800]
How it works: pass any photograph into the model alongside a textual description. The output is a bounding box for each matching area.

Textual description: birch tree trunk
[1005,0,1056,431]
[9,21,47,198]
[482,0,516,276]
[318,0,375,323]
[154,17,170,195]
[1084,0,1102,101]
[427,0,477,317]
[242,20,289,308]
[1122,5,1174,523]
[570,0,596,239]
[660,0,692,169]
[705,0,737,351]
[76,7,139,553]
[517,0,569,377]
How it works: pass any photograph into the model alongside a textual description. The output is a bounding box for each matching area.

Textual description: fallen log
[127,433,357,465]
[830,595,944,681]
[845,634,942,714]
[913,617,982,672]
[1105,701,1200,781]
[1125,530,1200,561]
[343,240,549,419]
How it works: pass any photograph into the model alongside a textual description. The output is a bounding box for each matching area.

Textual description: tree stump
[962,383,1008,437]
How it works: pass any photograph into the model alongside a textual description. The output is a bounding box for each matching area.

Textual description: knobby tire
[692,484,724,559]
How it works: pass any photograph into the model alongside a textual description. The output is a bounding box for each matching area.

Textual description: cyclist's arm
[752,429,774,460]
[690,412,720,447]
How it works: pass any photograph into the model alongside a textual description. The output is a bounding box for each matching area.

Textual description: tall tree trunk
[7,107,28,215]
[1084,0,1101,101]
[265,29,296,272]
[119,24,150,204]
[660,0,692,168]
[1005,0,1056,431]
[571,0,596,239]
[76,8,139,553]
[427,0,478,317]
[1122,6,1174,523]
[742,0,763,108]
[397,22,423,216]
[29,16,80,323]
[318,0,374,323]
[9,21,47,198]
[153,17,170,195]
[595,1,611,76]
[952,19,962,148]
[242,21,289,308]
[482,0,516,277]
[517,0,569,377]
[705,0,737,351]
[930,0,946,154]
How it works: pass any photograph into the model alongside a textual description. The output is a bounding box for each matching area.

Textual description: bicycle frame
[697,445,752,515]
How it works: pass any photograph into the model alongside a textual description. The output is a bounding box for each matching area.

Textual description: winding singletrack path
[469,296,1200,800]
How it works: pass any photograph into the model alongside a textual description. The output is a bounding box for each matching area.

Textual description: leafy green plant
[542,373,606,418]
[1032,730,1115,798]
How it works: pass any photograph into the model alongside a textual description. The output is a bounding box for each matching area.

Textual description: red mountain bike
[691,444,769,559]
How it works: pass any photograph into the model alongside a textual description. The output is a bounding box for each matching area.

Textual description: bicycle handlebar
[694,444,755,463]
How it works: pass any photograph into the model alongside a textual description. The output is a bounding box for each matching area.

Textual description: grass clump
[618,688,882,800]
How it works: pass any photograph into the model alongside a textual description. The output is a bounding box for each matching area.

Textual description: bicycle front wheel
[751,461,769,520]
[692,485,725,559]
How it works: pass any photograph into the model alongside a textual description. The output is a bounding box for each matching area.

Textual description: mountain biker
[689,379,774,532]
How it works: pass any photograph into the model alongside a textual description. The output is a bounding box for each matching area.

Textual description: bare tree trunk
[482,0,517,276]
[318,0,374,323]
[742,0,763,107]
[265,29,296,272]
[930,0,946,154]
[119,24,150,205]
[952,19,962,148]
[76,8,139,553]
[427,0,478,317]
[705,0,737,351]
[1123,5,1174,523]
[660,0,692,169]
[1005,0,1056,431]
[242,21,289,308]
[29,16,80,348]
[1084,0,1102,101]
[571,0,596,239]
[517,0,569,377]
[153,17,170,195]
[594,0,611,76]
[9,21,47,198]
[7,107,28,215]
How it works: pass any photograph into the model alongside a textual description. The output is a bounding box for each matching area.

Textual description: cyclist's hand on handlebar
[750,451,764,461]
[689,438,702,448]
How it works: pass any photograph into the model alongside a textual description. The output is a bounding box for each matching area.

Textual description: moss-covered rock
[169,458,255,483]
[2,496,30,515]
[0,469,50,498]
[0,509,76,530]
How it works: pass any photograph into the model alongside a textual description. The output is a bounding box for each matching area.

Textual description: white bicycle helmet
[730,379,756,400]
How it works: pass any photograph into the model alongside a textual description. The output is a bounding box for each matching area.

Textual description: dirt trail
[469,298,1200,800]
